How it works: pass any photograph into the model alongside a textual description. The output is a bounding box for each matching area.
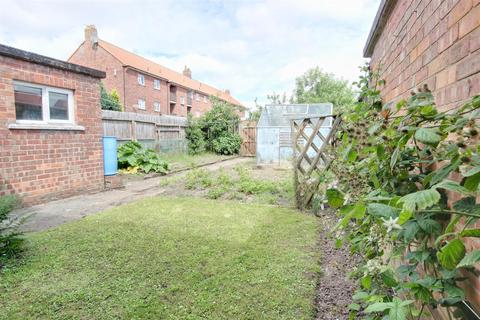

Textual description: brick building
[364,0,479,111]
[364,0,480,316]
[69,25,244,118]
[0,44,106,205]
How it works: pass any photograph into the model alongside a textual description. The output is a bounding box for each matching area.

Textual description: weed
[185,169,213,189]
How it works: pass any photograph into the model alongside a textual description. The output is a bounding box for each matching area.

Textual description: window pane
[49,92,69,120]
[14,84,43,120]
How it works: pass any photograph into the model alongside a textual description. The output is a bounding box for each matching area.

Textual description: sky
[0,0,381,109]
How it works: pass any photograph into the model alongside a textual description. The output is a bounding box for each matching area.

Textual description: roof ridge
[98,39,242,106]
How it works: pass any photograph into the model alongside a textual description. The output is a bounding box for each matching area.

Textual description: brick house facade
[364,0,480,316]
[69,26,244,118]
[0,44,106,205]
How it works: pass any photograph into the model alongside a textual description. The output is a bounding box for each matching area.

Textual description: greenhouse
[256,103,333,165]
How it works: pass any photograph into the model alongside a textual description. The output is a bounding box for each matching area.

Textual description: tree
[100,82,122,111]
[248,98,263,122]
[291,67,355,112]
[267,91,287,104]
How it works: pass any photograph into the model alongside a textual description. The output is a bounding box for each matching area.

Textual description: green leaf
[367,203,399,219]
[462,166,480,177]
[429,158,461,186]
[389,298,414,320]
[453,197,479,214]
[445,215,461,233]
[417,216,441,234]
[361,275,372,289]
[402,221,420,242]
[399,189,441,212]
[464,172,480,191]
[364,302,392,313]
[457,250,480,268]
[398,210,413,225]
[433,180,471,196]
[437,239,466,270]
[460,229,480,238]
[415,128,441,145]
[326,189,344,208]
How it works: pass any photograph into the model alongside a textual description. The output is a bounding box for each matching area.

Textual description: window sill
[8,123,85,131]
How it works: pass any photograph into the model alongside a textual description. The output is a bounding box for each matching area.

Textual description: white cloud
[0,0,381,109]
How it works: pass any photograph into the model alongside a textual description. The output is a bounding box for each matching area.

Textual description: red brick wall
[370,0,480,112]
[69,42,216,118]
[0,55,104,205]
[69,43,125,109]
[369,0,480,315]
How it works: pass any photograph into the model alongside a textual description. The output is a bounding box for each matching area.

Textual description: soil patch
[315,209,358,320]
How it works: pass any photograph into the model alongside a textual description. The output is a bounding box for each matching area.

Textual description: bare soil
[314,209,358,320]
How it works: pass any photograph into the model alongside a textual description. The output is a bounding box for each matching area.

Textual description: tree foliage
[291,67,355,112]
[100,82,122,111]
[185,97,242,155]
[323,64,480,319]
[185,114,206,155]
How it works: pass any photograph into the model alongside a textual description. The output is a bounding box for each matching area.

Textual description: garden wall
[0,44,106,205]
[365,0,480,112]
[364,0,480,316]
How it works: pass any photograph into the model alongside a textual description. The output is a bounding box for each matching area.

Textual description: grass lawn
[0,197,319,320]
[160,152,234,170]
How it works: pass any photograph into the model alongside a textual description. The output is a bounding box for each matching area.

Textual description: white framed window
[138,99,146,110]
[154,101,160,112]
[13,81,74,124]
[137,73,145,86]
[204,95,208,103]
[153,79,160,90]
[196,93,200,101]
[180,96,185,105]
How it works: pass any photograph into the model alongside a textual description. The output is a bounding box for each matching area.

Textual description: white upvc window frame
[204,95,207,103]
[13,80,75,125]
[137,73,145,86]
[153,79,161,90]
[154,101,161,112]
[196,93,200,101]
[138,98,146,110]
[180,96,185,105]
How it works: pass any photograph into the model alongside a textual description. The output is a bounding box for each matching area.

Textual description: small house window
[196,93,200,101]
[154,102,160,112]
[154,79,160,90]
[14,81,73,123]
[138,99,146,110]
[137,73,145,86]
[180,96,185,105]
[204,95,208,103]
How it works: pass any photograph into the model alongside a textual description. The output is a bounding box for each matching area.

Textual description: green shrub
[206,187,228,199]
[185,169,213,190]
[185,114,206,155]
[100,82,122,111]
[212,133,242,155]
[0,194,22,268]
[185,97,241,155]
[117,141,169,174]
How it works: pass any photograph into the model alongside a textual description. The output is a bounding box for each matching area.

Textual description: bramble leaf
[437,239,466,270]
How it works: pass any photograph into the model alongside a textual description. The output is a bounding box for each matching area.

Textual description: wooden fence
[239,121,257,156]
[101,110,187,152]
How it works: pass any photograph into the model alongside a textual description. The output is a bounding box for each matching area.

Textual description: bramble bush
[117,141,169,174]
[324,65,480,319]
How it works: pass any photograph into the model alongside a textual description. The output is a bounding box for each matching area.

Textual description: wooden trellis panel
[292,115,342,209]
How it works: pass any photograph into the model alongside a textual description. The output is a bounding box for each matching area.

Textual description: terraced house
[69,25,243,117]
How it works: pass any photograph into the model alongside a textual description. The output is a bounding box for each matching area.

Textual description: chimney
[183,66,192,78]
[224,89,230,95]
[84,25,98,48]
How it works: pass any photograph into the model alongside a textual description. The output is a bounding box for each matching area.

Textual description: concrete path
[10,157,252,233]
